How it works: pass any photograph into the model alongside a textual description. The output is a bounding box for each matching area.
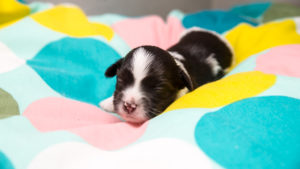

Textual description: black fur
[104,29,233,122]
[168,30,233,89]
[105,58,124,77]
[106,46,187,118]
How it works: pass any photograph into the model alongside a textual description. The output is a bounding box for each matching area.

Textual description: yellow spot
[225,20,300,70]
[165,71,276,112]
[0,0,30,28]
[31,5,114,40]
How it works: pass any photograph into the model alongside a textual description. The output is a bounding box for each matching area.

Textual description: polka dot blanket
[0,1,300,169]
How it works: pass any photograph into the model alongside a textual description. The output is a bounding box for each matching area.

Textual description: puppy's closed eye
[117,69,134,86]
[142,76,159,89]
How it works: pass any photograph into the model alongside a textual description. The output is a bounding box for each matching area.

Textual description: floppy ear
[178,69,194,91]
[105,58,124,77]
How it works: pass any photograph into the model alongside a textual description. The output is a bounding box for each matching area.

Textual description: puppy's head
[105,46,192,123]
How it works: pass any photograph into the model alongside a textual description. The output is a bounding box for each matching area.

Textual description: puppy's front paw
[99,96,114,112]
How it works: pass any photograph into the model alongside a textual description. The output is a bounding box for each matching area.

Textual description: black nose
[123,102,137,114]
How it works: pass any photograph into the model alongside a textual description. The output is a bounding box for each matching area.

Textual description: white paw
[99,96,114,112]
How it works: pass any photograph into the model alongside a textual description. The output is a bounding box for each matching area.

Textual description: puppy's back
[168,28,234,89]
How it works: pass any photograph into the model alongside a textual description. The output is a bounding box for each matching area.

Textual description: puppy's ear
[178,69,194,91]
[105,58,124,77]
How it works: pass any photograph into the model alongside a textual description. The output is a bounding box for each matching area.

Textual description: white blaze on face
[119,47,153,123]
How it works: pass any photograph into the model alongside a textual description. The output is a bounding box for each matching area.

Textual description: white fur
[168,51,185,61]
[169,51,192,91]
[176,87,189,99]
[99,48,154,123]
[206,53,222,76]
[181,27,235,68]
[119,47,153,122]
[132,48,153,82]
[122,47,152,103]
[99,96,114,112]
[168,51,189,77]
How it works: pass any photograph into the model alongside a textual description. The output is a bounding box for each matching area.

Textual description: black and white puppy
[100,28,234,123]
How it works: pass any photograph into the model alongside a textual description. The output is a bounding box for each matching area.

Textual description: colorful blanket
[1,1,300,169]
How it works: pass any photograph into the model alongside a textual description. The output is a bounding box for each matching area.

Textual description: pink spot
[23,97,148,150]
[112,16,185,50]
[255,44,300,78]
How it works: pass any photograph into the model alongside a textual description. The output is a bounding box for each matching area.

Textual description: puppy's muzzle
[123,101,137,114]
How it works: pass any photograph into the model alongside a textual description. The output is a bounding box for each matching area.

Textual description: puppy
[100,28,234,123]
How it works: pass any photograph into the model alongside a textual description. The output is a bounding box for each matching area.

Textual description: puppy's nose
[123,101,137,114]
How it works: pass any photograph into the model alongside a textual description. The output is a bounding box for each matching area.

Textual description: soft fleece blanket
[0,1,300,169]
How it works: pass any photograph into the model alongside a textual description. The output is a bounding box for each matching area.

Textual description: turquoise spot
[27,37,120,105]
[17,0,26,4]
[195,96,300,169]
[0,151,14,169]
[183,10,257,34]
[230,2,271,19]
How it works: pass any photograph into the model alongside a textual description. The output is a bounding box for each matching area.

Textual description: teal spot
[0,151,14,169]
[230,2,271,19]
[27,37,121,105]
[17,0,26,4]
[183,10,257,34]
[195,96,300,169]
